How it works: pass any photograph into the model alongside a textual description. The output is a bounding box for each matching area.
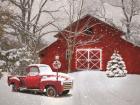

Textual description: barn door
[76,49,102,70]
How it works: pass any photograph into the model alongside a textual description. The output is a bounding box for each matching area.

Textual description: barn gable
[39,14,140,74]
[55,14,123,41]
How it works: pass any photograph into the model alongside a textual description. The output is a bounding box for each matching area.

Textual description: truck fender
[9,77,21,88]
[40,81,62,94]
[39,81,56,92]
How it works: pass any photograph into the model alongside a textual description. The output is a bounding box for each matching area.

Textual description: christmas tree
[106,51,127,77]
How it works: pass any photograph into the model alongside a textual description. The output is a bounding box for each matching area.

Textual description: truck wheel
[12,84,18,92]
[45,86,57,97]
[62,90,69,95]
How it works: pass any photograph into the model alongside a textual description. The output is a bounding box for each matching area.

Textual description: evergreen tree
[0,46,35,75]
[106,51,127,77]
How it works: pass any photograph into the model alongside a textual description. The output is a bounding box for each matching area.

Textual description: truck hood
[40,72,73,82]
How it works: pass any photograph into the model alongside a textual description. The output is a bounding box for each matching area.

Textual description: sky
[39,0,140,44]
[39,0,114,43]
[1,0,140,44]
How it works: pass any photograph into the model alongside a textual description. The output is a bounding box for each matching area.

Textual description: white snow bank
[1,70,140,105]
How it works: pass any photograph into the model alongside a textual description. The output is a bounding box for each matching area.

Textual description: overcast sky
[0,0,122,43]
[2,0,140,44]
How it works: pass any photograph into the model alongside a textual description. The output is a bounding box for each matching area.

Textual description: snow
[0,60,6,66]
[121,35,140,47]
[41,76,65,82]
[1,71,140,105]
[9,77,20,81]
[28,64,50,67]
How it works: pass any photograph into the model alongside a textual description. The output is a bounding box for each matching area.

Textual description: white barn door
[76,49,102,70]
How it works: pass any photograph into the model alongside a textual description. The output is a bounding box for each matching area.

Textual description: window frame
[84,27,93,35]
[28,66,39,76]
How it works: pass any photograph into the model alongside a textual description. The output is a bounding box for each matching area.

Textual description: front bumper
[62,80,73,90]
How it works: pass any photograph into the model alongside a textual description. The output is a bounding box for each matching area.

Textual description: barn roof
[39,14,139,53]
[54,14,124,38]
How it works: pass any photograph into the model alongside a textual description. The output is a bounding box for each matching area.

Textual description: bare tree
[3,0,60,62]
[52,0,103,73]
[106,0,140,39]
[92,0,126,31]
[0,5,11,38]
[121,0,140,39]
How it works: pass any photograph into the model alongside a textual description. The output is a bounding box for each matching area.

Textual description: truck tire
[45,86,57,97]
[61,90,69,95]
[12,84,18,92]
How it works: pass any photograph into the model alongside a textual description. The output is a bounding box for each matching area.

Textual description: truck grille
[63,82,73,90]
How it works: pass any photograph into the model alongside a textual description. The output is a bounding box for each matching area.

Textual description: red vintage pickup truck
[7,64,73,97]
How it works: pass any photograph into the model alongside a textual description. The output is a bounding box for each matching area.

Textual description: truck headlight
[61,81,64,85]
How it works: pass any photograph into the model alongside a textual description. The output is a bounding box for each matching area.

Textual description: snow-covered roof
[121,35,140,47]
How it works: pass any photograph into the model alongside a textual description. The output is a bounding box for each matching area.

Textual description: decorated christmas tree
[106,51,127,77]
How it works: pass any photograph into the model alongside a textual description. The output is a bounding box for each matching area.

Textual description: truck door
[25,66,41,89]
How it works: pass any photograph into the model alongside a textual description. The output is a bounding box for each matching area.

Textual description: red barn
[39,14,140,74]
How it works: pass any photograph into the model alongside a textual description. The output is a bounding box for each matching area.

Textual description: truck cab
[8,64,73,97]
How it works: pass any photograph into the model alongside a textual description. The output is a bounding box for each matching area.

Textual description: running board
[19,87,40,92]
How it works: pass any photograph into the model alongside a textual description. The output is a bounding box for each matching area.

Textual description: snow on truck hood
[40,72,73,82]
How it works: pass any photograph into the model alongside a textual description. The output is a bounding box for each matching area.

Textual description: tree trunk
[126,23,131,40]
[67,50,72,73]
[67,44,73,73]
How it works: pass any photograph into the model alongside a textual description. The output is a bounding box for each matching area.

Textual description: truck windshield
[39,66,52,75]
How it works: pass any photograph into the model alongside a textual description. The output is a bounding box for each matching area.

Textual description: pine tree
[0,46,34,75]
[106,51,127,77]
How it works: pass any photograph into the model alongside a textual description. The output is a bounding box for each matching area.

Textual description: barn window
[84,27,93,35]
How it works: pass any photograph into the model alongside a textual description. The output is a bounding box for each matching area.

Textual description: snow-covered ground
[0,71,140,105]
